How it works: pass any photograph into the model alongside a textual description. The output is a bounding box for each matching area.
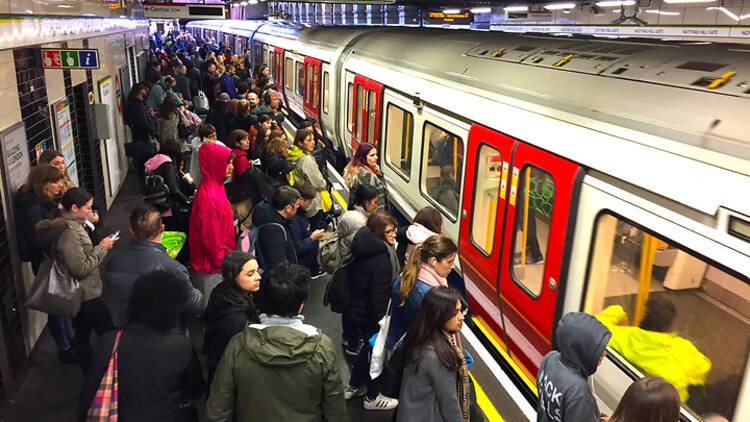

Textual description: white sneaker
[344,384,366,400]
[363,393,398,410]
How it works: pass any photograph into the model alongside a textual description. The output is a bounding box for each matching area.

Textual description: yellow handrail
[634,233,658,326]
[521,167,531,265]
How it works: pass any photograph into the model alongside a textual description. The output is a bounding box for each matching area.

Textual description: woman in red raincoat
[190,142,236,273]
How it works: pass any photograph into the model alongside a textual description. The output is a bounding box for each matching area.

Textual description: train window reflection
[355,84,364,141]
[296,61,304,97]
[584,213,749,421]
[347,82,353,132]
[384,104,413,180]
[510,165,554,297]
[471,145,502,255]
[367,90,377,144]
[323,71,329,114]
[421,122,463,219]
[313,66,320,109]
[285,58,293,90]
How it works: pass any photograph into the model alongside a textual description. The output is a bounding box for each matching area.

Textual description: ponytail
[52,187,92,218]
[397,234,458,306]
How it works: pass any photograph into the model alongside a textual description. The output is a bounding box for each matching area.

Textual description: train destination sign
[41,49,99,69]
[426,11,473,25]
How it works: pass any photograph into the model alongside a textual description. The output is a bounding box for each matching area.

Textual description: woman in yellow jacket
[286,129,327,226]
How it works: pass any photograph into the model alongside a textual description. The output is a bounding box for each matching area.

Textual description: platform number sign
[41,49,99,70]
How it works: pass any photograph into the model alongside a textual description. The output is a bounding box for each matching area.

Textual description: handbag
[86,330,123,422]
[378,337,408,398]
[369,300,393,379]
[26,258,83,318]
[178,121,193,139]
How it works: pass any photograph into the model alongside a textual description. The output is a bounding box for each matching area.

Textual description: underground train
[186,19,750,421]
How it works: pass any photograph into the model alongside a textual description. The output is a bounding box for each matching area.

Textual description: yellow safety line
[473,317,538,394]
[469,372,505,422]
[332,191,347,210]
[283,126,294,140]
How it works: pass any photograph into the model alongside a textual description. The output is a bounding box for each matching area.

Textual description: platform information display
[41,49,99,69]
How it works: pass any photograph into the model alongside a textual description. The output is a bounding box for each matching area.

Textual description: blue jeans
[48,314,75,351]
[348,342,381,400]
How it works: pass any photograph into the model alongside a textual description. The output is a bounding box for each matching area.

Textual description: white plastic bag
[369,300,392,379]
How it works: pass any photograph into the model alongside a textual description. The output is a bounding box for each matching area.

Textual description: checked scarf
[86,330,123,422]
[450,335,471,422]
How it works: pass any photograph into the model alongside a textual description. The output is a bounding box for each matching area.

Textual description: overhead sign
[143,3,225,19]
[426,11,473,25]
[492,24,750,39]
[41,49,99,69]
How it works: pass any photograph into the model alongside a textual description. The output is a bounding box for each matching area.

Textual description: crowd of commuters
[11,29,697,422]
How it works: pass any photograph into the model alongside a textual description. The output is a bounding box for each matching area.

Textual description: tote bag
[369,300,393,379]
[86,330,123,422]
[26,258,82,318]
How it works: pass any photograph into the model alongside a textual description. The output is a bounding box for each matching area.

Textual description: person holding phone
[288,182,325,277]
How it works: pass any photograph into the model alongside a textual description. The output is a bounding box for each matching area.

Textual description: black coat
[203,281,257,384]
[174,72,191,103]
[125,97,157,143]
[15,189,57,272]
[349,227,395,334]
[152,161,191,208]
[228,113,257,133]
[202,71,220,102]
[250,201,296,273]
[80,323,205,422]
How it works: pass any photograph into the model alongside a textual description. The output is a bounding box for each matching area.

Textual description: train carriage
[187,20,750,421]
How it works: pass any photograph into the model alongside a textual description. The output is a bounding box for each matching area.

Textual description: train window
[313,66,320,109]
[347,82,353,132]
[584,213,749,420]
[355,84,364,141]
[470,145,502,255]
[296,61,304,97]
[275,52,282,80]
[421,122,464,219]
[306,63,313,102]
[285,58,293,90]
[384,103,413,180]
[323,71,329,113]
[367,90,377,144]
[509,165,555,297]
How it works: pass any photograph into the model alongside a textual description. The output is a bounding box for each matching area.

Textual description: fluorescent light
[239,1,248,5]
[443,9,461,14]
[707,6,747,21]
[596,1,635,7]
[249,0,258,4]
[663,0,715,3]
[470,7,492,14]
[504,6,529,12]
[544,3,576,10]
[645,9,681,16]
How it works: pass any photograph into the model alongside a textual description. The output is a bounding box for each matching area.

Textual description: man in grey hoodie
[536,312,612,422]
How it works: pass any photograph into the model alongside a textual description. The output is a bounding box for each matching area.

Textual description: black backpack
[143,173,172,212]
[323,262,352,314]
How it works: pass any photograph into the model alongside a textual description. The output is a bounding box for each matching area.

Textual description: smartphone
[110,231,120,240]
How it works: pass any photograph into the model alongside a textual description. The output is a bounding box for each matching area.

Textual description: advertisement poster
[52,99,79,186]
[98,76,121,195]
[0,123,31,193]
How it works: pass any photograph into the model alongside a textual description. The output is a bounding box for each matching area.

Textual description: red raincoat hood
[198,142,232,184]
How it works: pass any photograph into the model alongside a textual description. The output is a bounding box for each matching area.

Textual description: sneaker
[342,339,363,356]
[311,270,327,279]
[344,384,366,400]
[363,393,399,410]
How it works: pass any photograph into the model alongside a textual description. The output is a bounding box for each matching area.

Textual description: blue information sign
[78,51,98,68]
[41,49,100,69]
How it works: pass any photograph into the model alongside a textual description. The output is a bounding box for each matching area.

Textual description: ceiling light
[596,1,635,7]
[239,1,248,6]
[470,7,492,14]
[645,9,681,15]
[663,0,715,3]
[708,6,739,20]
[504,6,529,12]
[544,3,576,10]
[249,0,258,4]
[443,9,461,14]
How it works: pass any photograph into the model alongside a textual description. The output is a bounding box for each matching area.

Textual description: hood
[251,200,288,227]
[240,317,321,367]
[198,142,232,184]
[286,144,306,161]
[351,226,387,259]
[556,312,612,377]
[144,154,171,172]
[35,217,72,255]
[406,223,438,245]
[205,282,248,328]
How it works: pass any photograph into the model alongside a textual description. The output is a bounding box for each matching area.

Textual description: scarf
[449,334,471,422]
[385,241,401,282]
[417,264,448,288]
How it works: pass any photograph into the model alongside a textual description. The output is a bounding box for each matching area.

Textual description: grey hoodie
[536,312,611,422]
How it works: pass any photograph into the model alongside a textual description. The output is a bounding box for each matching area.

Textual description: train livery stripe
[469,372,505,422]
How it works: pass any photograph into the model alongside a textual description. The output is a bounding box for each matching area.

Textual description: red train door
[351,75,383,152]
[273,47,284,98]
[498,141,582,375]
[459,124,515,347]
[303,56,321,119]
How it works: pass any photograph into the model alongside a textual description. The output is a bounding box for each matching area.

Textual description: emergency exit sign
[41,49,100,69]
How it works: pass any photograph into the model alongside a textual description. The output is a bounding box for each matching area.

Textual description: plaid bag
[86,330,123,422]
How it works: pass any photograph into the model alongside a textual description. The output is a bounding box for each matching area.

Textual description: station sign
[426,11,473,25]
[41,49,99,69]
[143,3,225,20]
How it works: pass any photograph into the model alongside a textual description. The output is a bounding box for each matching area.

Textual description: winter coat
[348,227,395,333]
[230,148,251,179]
[536,312,611,422]
[102,239,203,328]
[336,205,369,262]
[189,143,236,273]
[386,276,433,350]
[36,215,108,301]
[250,201,296,272]
[597,305,710,401]
[209,101,229,143]
[202,72,221,102]
[286,145,324,216]
[289,207,318,268]
[157,111,190,146]
[206,314,345,422]
[144,154,192,215]
[397,345,463,422]
[145,78,168,111]
[203,281,256,384]
[174,72,192,103]
[15,188,57,271]
[253,104,284,126]
[219,74,235,99]
[347,168,387,210]
[80,323,205,422]
[125,97,157,143]
[228,113,257,133]
[187,67,202,99]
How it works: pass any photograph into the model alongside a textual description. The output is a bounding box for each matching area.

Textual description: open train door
[351,74,382,153]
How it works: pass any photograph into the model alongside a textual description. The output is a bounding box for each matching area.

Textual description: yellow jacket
[596,305,711,401]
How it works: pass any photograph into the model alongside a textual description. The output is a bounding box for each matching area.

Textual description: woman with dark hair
[36,188,118,368]
[39,149,75,193]
[204,251,261,385]
[16,165,64,272]
[256,64,272,90]
[287,129,326,222]
[157,94,191,148]
[344,143,387,210]
[80,270,205,421]
[609,376,680,422]
[397,286,468,422]
[337,184,379,262]
[226,129,252,178]
[249,115,272,161]
[396,206,443,266]
[228,99,257,133]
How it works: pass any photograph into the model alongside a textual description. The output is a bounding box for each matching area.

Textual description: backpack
[237,222,297,270]
[323,262,352,313]
[143,173,172,212]
[318,231,343,275]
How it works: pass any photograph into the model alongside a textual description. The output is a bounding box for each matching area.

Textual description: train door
[458,124,515,350]
[341,71,356,157]
[284,51,305,119]
[273,47,285,104]
[320,62,335,142]
[351,74,382,152]
[303,56,321,122]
